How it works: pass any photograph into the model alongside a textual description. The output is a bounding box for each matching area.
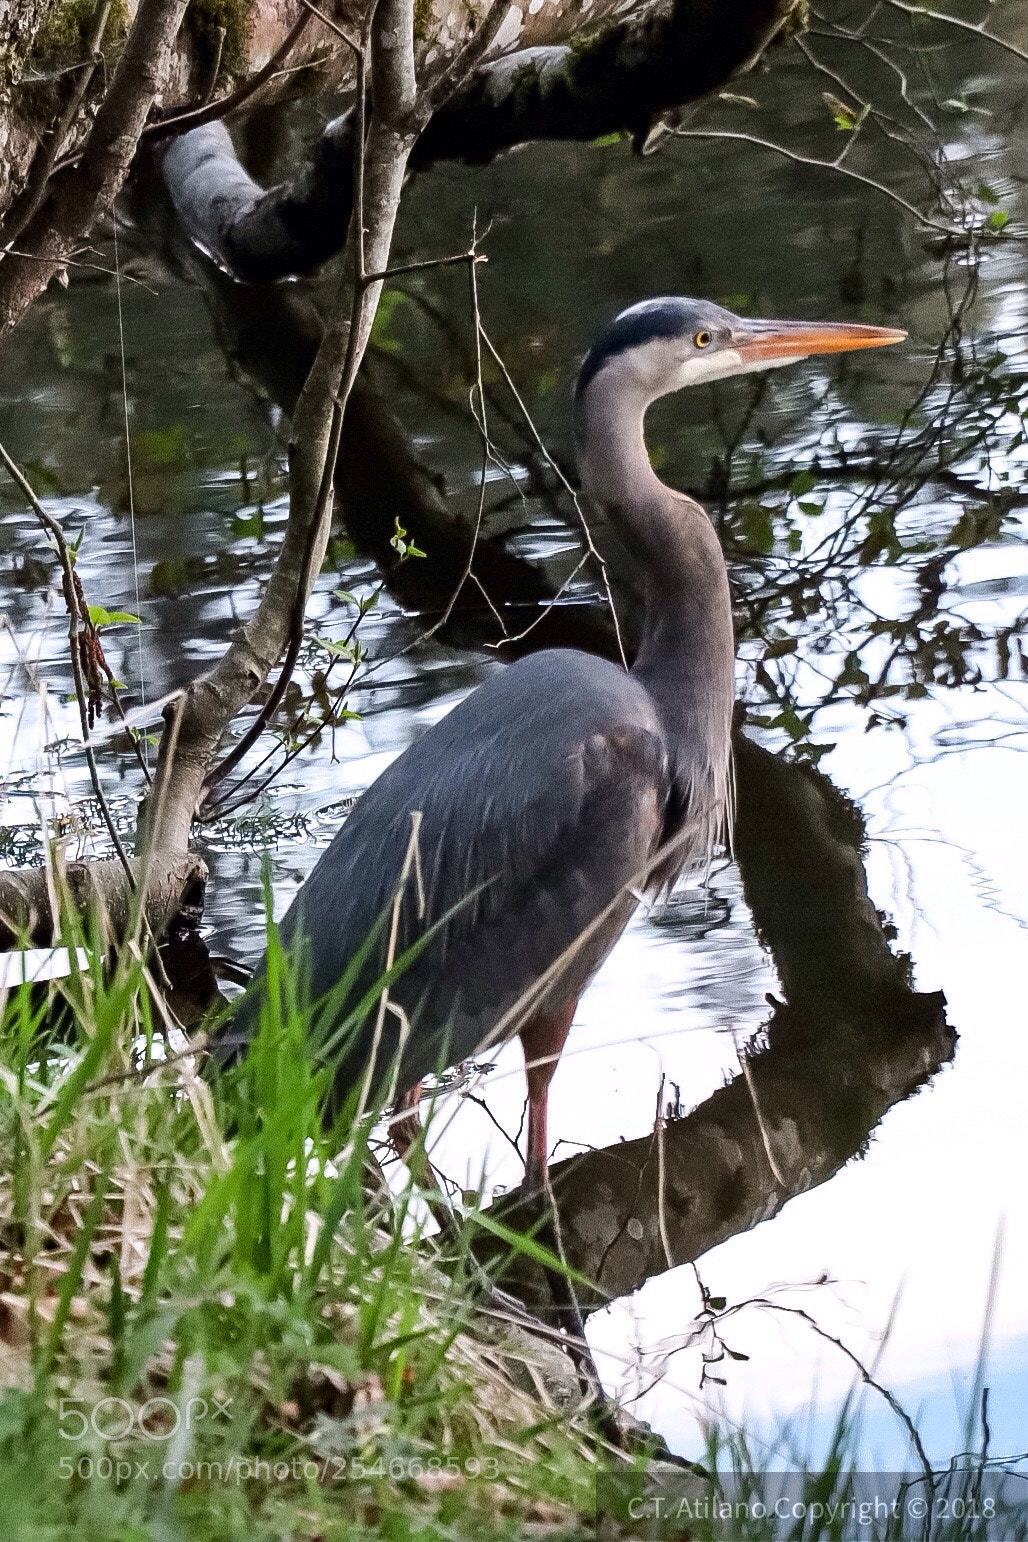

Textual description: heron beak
[731,317,906,364]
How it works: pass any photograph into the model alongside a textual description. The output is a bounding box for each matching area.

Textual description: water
[1,8,1026,1472]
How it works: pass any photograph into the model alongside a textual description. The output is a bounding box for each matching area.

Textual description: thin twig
[147,9,315,139]
[476,323,629,665]
[361,248,487,286]
[0,247,157,290]
[295,0,362,57]
[670,127,960,236]
[0,441,134,882]
[884,0,1028,67]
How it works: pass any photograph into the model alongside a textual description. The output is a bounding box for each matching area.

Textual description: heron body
[231,296,903,1197]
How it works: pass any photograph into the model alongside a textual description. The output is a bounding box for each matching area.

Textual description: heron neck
[574,370,736,797]
[574,371,666,523]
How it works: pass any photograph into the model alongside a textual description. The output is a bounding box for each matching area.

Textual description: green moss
[188,0,249,78]
[31,0,128,72]
[413,0,434,44]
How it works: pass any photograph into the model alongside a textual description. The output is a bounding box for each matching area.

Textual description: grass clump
[0,920,609,1540]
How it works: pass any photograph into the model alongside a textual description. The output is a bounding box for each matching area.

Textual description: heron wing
[240,649,670,1103]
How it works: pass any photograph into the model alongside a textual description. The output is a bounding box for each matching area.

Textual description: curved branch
[414,0,794,165]
[160,115,358,282]
[161,0,796,283]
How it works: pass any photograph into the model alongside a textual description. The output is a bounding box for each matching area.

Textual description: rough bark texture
[0,0,192,335]
[0,851,207,948]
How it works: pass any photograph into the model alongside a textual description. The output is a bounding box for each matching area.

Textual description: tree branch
[0,853,207,950]
[414,0,795,166]
[162,0,797,283]
[146,10,314,141]
[142,0,428,858]
[0,0,190,338]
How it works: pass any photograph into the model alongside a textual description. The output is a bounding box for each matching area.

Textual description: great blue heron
[228,297,903,1202]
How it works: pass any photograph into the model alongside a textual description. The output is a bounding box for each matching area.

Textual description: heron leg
[388,1081,454,1224]
[518,1001,618,1422]
[519,1000,576,1201]
[389,1080,425,1164]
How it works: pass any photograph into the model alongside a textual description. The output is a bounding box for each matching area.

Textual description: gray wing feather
[234,650,670,1107]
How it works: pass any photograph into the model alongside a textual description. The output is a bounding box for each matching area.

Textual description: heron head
[576,296,905,404]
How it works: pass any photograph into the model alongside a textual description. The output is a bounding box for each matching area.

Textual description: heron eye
[694,330,712,349]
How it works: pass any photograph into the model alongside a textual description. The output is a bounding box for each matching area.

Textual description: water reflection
[0,9,1026,1468]
[479,735,955,1314]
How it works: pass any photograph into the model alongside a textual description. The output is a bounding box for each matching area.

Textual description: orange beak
[731,317,906,363]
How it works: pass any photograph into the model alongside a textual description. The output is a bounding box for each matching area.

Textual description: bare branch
[146,9,315,140]
[669,127,960,236]
[144,0,424,858]
[884,0,1028,67]
[295,0,362,58]
[0,440,134,881]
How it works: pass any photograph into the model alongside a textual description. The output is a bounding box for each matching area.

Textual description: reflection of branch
[477,737,954,1312]
[884,0,1028,68]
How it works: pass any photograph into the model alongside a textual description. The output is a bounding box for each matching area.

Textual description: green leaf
[87,605,141,627]
[390,517,426,560]
[788,471,817,497]
[987,209,1009,231]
